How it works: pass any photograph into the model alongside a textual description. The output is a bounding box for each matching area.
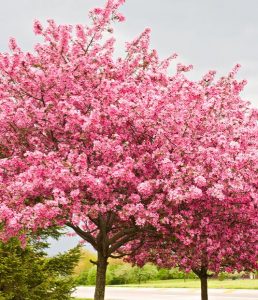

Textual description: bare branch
[108,233,137,255]
[66,222,97,249]
[108,227,138,246]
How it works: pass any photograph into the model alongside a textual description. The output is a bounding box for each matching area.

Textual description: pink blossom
[194,175,207,187]
[93,8,103,15]
[115,12,125,22]
[33,20,43,35]
[208,184,225,200]
[189,185,203,199]
[137,181,153,198]
[8,38,18,51]
[229,141,240,149]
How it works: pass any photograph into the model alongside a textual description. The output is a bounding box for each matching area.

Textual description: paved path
[73,287,258,300]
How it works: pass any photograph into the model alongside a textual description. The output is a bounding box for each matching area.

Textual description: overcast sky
[1,0,258,254]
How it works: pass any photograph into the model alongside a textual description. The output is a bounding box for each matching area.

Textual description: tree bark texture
[94,252,108,300]
[193,267,209,300]
[200,274,208,300]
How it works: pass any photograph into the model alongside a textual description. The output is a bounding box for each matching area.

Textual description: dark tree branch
[108,227,138,246]
[66,222,97,249]
[108,233,137,255]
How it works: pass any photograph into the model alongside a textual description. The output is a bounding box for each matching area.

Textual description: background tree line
[73,249,253,286]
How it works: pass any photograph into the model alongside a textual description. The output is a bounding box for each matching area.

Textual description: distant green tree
[87,266,97,286]
[74,269,89,285]
[129,264,158,284]
[0,238,80,300]
[157,268,171,280]
[111,264,133,284]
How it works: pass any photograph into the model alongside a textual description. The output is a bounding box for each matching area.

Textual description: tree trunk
[94,252,108,300]
[200,275,208,300]
[193,268,209,300]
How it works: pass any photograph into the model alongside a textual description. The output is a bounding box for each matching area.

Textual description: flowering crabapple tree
[176,197,257,300]
[0,0,180,299]
[126,65,258,300]
[131,196,258,300]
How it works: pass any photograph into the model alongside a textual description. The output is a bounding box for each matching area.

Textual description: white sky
[1,0,257,254]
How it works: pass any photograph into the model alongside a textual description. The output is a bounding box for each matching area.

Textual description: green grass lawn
[115,279,258,289]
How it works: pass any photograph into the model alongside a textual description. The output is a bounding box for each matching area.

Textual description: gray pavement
[73,287,258,300]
